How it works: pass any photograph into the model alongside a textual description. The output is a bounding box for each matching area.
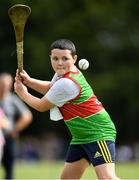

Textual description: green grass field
[0,161,139,179]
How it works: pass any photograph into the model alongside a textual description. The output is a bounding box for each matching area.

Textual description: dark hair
[50,39,76,56]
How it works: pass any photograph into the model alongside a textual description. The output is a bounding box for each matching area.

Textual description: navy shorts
[65,140,115,166]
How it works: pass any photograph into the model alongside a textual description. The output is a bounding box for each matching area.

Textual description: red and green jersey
[59,70,116,144]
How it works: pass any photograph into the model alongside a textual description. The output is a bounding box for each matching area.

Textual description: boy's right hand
[17,69,31,87]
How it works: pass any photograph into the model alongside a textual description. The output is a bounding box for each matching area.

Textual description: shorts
[65,140,115,166]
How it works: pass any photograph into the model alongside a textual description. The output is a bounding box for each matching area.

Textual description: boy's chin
[56,70,67,76]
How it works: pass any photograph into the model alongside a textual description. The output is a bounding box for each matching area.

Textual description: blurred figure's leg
[2,137,15,180]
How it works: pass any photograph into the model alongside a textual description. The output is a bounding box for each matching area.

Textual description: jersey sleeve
[46,78,80,107]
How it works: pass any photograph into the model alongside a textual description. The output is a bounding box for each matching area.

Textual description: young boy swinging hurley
[14,39,120,180]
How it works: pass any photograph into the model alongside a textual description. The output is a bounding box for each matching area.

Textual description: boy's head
[50,39,76,57]
[50,39,78,76]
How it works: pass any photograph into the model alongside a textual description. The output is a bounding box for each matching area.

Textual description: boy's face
[50,49,77,76]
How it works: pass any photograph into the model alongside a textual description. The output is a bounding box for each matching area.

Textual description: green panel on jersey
[65,109,116,144]
[69,72,93,104]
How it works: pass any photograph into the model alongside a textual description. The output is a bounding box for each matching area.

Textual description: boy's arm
[27,78,51,95]
[18,70,51,94]
[14,78,54,112]
[19,91,54,112]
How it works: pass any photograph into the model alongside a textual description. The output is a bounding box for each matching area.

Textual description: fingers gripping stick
[8,4,31,72]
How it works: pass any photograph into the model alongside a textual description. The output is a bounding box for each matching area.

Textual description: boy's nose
[58,59,63,65]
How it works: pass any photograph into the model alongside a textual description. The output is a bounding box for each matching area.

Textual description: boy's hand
[14,72,28,100]
[16,69,31,86]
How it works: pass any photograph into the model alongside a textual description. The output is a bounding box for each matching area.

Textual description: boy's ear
[73,55,78,63]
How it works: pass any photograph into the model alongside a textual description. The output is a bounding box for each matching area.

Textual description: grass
[0,160,139,179]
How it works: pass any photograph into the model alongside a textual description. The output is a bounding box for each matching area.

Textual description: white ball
[78,59,89,70]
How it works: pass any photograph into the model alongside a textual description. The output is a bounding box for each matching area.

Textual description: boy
[14,39,120,179]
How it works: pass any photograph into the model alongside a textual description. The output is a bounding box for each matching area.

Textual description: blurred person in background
[14,39,120,180]
[0,72,32,180]
[0,108,9,165]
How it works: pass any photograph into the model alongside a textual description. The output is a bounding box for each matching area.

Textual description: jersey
[58,70,116,144]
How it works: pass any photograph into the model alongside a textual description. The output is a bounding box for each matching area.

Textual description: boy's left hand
[14,75,28,99]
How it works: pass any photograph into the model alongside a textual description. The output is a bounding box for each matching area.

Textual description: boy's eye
[62,57,69,61]
[52,56,70,61]
[52,57,58,61]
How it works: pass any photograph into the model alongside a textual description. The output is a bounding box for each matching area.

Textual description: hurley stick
[8,4,31,72]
